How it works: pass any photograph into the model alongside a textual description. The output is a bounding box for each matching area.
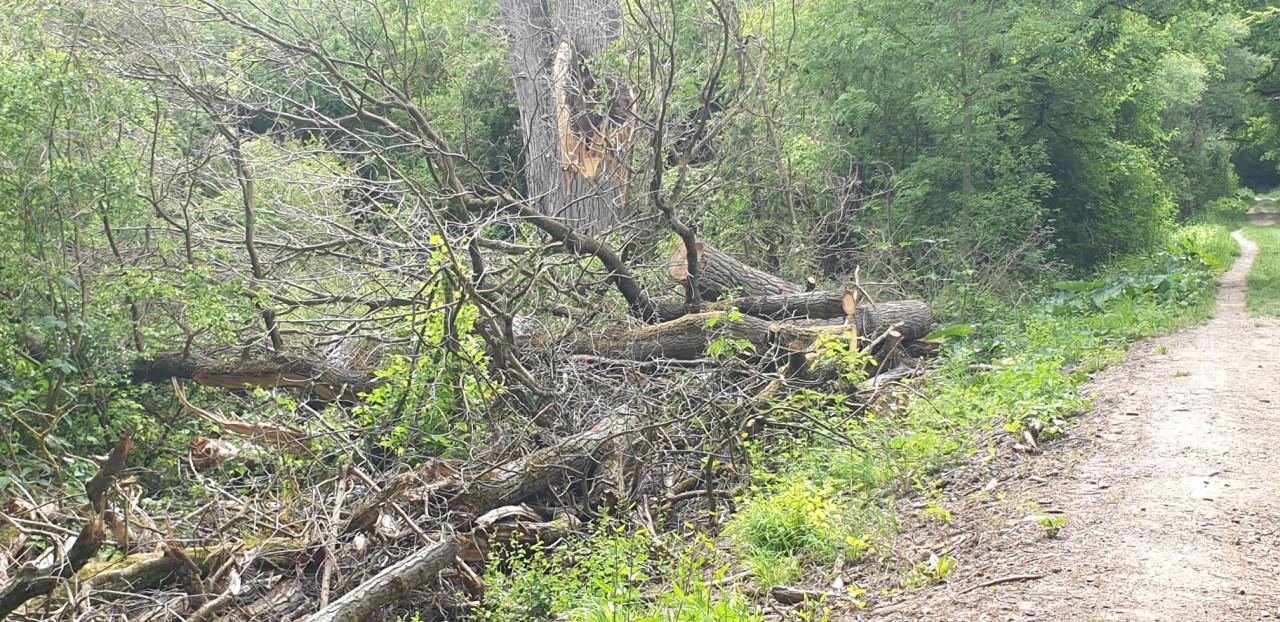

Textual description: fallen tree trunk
[655,289,859,322]
[134,352,379,400]
[301,537,457,622]
[554,312,781,361]
[449,412,642,511]
[0,517,106,618]
[668,242,801,300]
[554,301,930,362]
[0,435,132,618]
[551,312,868,361]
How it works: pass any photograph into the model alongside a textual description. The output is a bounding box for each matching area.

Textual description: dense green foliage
[704,0,1278,276]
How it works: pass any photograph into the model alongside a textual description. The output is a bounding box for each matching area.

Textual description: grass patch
[1243,225,1280,317]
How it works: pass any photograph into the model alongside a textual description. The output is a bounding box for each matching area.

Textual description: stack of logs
[560,242,933,375]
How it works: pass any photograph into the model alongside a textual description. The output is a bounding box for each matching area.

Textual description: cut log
[553,312,777,361]
[554,301,929,363]
[785,300,933,342]
[651,288,930,342]
[301,538,457,622]
[552,312,870,362]
[668,242,801,300]
[134,352,378,400]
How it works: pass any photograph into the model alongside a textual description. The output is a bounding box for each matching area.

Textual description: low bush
[477,523,761,622]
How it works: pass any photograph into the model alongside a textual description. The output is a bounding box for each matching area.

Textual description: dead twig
[959,573,1045,594]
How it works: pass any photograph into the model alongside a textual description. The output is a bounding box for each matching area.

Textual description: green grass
[1243,225,1280,317]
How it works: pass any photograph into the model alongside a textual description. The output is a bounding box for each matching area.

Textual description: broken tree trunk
[172,379,317,457]
[0,517,106,618]
[0,435,131,618]
[449,412,642,511]
[550,312,821,361]
[668,242,801,301]
[302,537,457,622]
[498,0,630,235]
[134,352,378,400]
[35,538,307,609]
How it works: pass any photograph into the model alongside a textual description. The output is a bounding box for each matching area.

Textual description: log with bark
[552,300,930,363]
[0,517,106,618]
[301,537,457,622]
[668,242,801,300]
[785,300,933,342]
[448,412,642,511]
[134,352,378,400]
[655,289,858,322]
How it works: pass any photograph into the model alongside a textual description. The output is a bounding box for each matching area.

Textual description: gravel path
[852,227,1280,621]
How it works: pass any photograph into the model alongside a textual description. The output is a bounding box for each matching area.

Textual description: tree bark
[785,300,933,342]
[549,311,867,362]
[133,352,378,400]
[669,241,802,300]
[556,301,930,363]
[301,538,457,622]
[498,0,630,235]
[656,289,859,322]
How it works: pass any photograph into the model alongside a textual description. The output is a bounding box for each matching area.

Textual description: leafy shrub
[477,522,654,621]
[1046,253,1212,316]
[728,479,872,563]
[478,523,762,622]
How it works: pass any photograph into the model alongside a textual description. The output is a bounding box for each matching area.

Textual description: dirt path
[855,230,1280,621]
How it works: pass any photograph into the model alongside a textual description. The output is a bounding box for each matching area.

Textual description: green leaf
[924,324,976,341]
